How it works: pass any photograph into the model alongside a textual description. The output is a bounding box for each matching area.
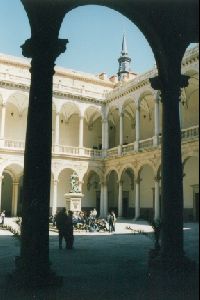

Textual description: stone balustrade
[0,125,198,158]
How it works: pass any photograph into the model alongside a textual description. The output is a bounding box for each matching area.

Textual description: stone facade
[0,46,199,221]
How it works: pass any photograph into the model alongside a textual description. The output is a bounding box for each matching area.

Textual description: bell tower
[118,34,132,81]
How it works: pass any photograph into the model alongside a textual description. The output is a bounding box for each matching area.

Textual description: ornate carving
[70,172,80,193]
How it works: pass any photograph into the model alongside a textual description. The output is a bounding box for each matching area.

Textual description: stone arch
[123,99,137,144]
[62,2,160,65]
[60,102,80,147]
[181,68,199,129]
[107,169,119,215]
[108,105,120,148]
[1,162,24,217]
[138,90,155,140]
[120,167,135,218]
[138,163,155,220]
[4,92,28,141]
[105,167,120,182]
[84,106,102,149]
[57,167,79,210]
[82,169,101,215]
[138,161,155,177]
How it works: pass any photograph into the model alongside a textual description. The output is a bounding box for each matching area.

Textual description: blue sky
[0,1,195,77]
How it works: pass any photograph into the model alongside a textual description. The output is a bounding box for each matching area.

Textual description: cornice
[0,45,198,106]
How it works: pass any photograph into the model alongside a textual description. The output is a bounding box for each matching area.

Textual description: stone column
[105,119,109,150]
[153,97,160,146]
[104,183,108,217]
[118,181,123,217]
[118,112,124,155]
[12,182,19,217]
[179,102,183,129]
[0,104,6,147]
[52,179,58,216]
[0,175,3,212]
[18,31,68,284]
[134,105,140,151]
[150,71,189,262]
[54,112,60,152]
[134,177,141,220]
[154,176,161,220]
[102,119,105,150]
[79,115,84,148]
[100,182,105,217]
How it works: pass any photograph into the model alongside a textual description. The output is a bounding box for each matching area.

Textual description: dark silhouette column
[150,63,189,266]
[15,36,68,285]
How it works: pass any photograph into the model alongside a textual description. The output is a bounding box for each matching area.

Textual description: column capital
[149,75,190,102]
[22,38,68,59]
[135,177,142,184]
[118,180,123,185]
[21,38,68,62]
[154,176,161,183]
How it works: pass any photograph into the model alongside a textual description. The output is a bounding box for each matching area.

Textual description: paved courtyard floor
[0,220,199,300]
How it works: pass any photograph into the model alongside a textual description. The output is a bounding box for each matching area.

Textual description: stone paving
[0,220,199,300]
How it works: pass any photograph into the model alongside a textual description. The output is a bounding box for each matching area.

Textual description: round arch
[82,169,101,215]
[120,167,135,218]
[59,102,80,147]
[1,162,24,217]
[84,105,102,149]
[139,163,155,220]
[139,90,155,141]
[180,68,199,129]
[107,169,119,215]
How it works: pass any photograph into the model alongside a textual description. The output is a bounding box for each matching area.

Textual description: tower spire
[118,34,132,81]
[122,34,128,55]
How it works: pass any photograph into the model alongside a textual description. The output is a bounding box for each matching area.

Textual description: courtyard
[0,220,199,300]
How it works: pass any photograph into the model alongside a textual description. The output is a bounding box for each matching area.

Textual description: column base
[148,251,196,275]
[153,135,159,147]
[134,141,139,152]
[118,145,122,156]
[10,256,63,288]
[133,216,141,222]
[147,252,198,299]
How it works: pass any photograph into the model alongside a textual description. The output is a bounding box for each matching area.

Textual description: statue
[70,172,80,193]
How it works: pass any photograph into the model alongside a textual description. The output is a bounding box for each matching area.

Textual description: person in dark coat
[66,210,74,250]
[55,208,68,249]
[108,211,116,233]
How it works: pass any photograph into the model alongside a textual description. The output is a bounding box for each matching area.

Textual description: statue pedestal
[64,193,84,213]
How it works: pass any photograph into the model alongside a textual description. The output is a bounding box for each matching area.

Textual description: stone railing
[139,138,154,150]
[56,145,80,156]
[122,143,135,155]
[107,147,119,158]
[4,139,25,149]
[181,125,199,140]
[0,125,198,158]
[83,148,103,158]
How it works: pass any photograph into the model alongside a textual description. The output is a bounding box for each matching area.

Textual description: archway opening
[183,156,199,222]
[139,165,154,221]
[82,170,101,216]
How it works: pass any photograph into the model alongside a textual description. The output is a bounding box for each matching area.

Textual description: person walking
[108,211,116,233]
[66,210,74,250]
[0,210,6,225]
[55,208,68,250]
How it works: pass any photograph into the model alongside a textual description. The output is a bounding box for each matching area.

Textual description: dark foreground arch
[15,0,199,286]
